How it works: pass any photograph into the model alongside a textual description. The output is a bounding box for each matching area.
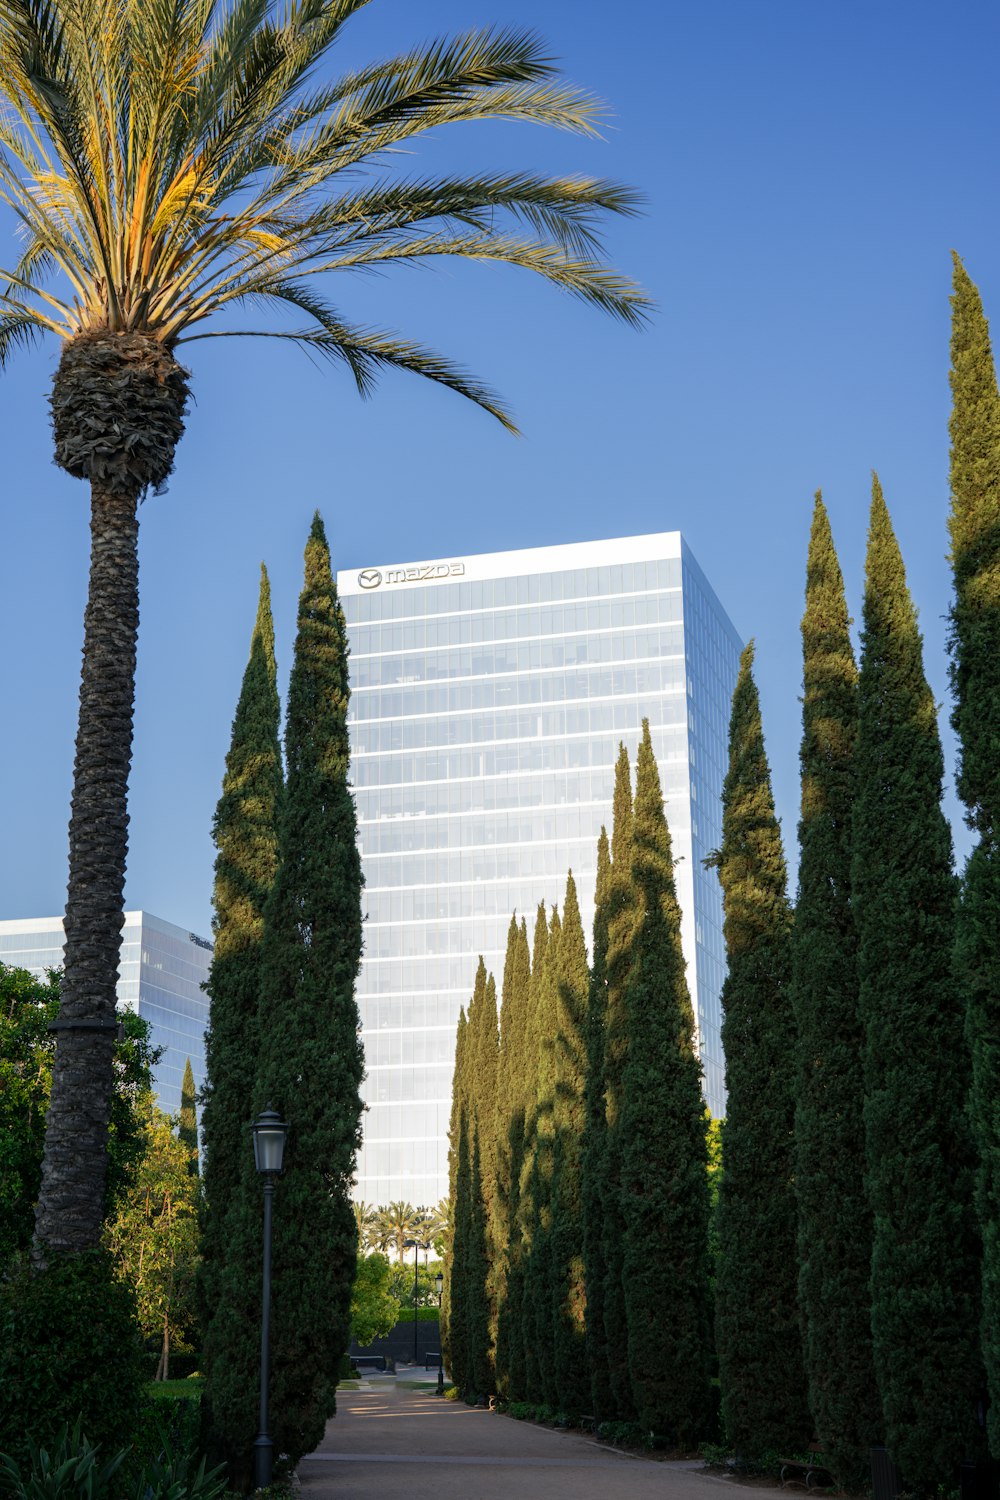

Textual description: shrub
[0,1250,144,1469]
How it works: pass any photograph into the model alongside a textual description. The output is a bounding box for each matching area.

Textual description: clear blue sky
[1,0,997,935]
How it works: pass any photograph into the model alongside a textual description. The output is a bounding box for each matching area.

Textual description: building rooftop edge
[337,531,684,595]
[0,910,212,947]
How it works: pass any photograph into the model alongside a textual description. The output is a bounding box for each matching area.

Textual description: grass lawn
[147,1378,204,1399]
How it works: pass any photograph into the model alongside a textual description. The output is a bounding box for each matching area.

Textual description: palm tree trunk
[33,483,140,1260]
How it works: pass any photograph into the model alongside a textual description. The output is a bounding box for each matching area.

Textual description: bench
[424,1351,442,1370]
[779,1445,832,1490]
[352,1355,386,1372]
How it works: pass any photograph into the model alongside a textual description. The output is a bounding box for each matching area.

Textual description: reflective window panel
[339,534,742,1208]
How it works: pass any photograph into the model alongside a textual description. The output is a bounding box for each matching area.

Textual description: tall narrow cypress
[791,495,880,1486]
[552,871,590,1415]
[713,643,811,1461]
[948,255,1000,1456]
[519,904,549,1404]
[621,722,712,1442]
[253,513,365,1467]
[527,907,560,1409]
[490,917,521,1395]
[178,1058,198,1173]
[495,917,531,1399]
[602,746,636,1422]
[461,961,496,1397]
[855,478,984,1488]
[201,565,282,1474]
[582,828,613,1421]
[443,1007,470,1389]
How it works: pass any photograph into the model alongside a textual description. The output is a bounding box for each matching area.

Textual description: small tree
[178,1058,198,1175]
[351,1254,401,1348]
[105,1105,200,1379]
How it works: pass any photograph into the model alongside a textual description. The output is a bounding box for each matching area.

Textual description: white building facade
[338,533,742,1209]
[0,910,212,1115]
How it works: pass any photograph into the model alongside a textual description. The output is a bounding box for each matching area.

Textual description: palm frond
[0,0,648,425]
[179,284,518,431]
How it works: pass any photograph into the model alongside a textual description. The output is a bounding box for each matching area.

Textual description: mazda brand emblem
[359,569,382,589]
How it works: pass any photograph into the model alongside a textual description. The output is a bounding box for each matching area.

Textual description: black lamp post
[403,1239,422,1365]
[252,1107,288,1491]
[435,1271,444,1395]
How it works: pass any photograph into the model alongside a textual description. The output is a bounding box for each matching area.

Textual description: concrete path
[298,1370,784,1500]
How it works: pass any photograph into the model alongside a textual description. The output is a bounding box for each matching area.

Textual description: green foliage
[790,495,880,1488]
[251,514,365,1468]
[350,1254,401,1347]
[441,1007,468,1388]
[550,873,590,1416]
[581,829,613,1423]
[200,566,281,1478]
[602,747,636,1422]
[0,966,157,1268]
[493,917,531,1400]
[620,723,712,1444]
[177,1062,198,1175]
[104,1106,201,1379]
[712,643,811,1460]
[854,478,984,1488]
[131,1425,227,1500]
[0,1249,144,1470]
[948,256,1000,1459]
[0,1420,127,1500]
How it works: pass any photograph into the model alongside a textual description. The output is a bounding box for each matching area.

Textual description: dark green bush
[0,1250,144,1469]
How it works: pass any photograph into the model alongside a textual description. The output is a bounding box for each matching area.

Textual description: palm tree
[352,1200,377,1253]
[0,0,648,1261]
[383,1200,418,1265]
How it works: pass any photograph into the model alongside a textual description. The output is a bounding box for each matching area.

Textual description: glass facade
[0,910,212,1116]
[339,533,742,1208]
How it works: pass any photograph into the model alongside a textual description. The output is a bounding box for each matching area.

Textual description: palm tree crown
[0,0,647,429]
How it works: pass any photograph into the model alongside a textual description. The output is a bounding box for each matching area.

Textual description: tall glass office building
[338,533,742,1208]
[0,910,212,1115]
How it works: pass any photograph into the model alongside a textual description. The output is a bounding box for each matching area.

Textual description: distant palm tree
[383,1200,419,1264]
[0,0,648,1261]
[353,1200,377,1252]
[368,1208,395,1257]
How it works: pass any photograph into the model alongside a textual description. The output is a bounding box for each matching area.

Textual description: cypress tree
[443,1007,470,1389]
[530,906,561,1410]
[519,904,549,1404]
[461,960,496,1397]
[552,871,590,1416]
[855,477,984,1488]
[450,1096,473,1396]
[582,828,614,1421]
[495,917,532,1399]
[948,255,1000,1456]
[489,916,521,1395]
[713,642,811,1461]
[252,513,365,1468]
[791,495,880,1486]
[178,1057,198,1174]
[200,565,282,1474]
[621,722,712,1443]
[602,746,637,1422]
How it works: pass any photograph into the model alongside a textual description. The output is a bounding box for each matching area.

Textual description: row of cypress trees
[197,515,364,1487]
[446,722,714,1444]
[446,257,1000,1495]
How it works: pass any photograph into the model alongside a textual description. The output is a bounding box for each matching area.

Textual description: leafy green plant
[133,1430,226,1500]
[0,1421,126,1500]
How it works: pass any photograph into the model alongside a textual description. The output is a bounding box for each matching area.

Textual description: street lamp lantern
[252,1106,288,1491]
[252,1107,289,1176]
[435,1271,443,1301]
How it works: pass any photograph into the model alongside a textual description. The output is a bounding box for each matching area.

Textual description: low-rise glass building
[338,533,742,1208]
[0,910,212,1115]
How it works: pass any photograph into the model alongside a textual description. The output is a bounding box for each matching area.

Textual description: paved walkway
[298,1370,784,1500]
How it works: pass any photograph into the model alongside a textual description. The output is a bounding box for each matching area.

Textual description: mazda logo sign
[359,569,382,589]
